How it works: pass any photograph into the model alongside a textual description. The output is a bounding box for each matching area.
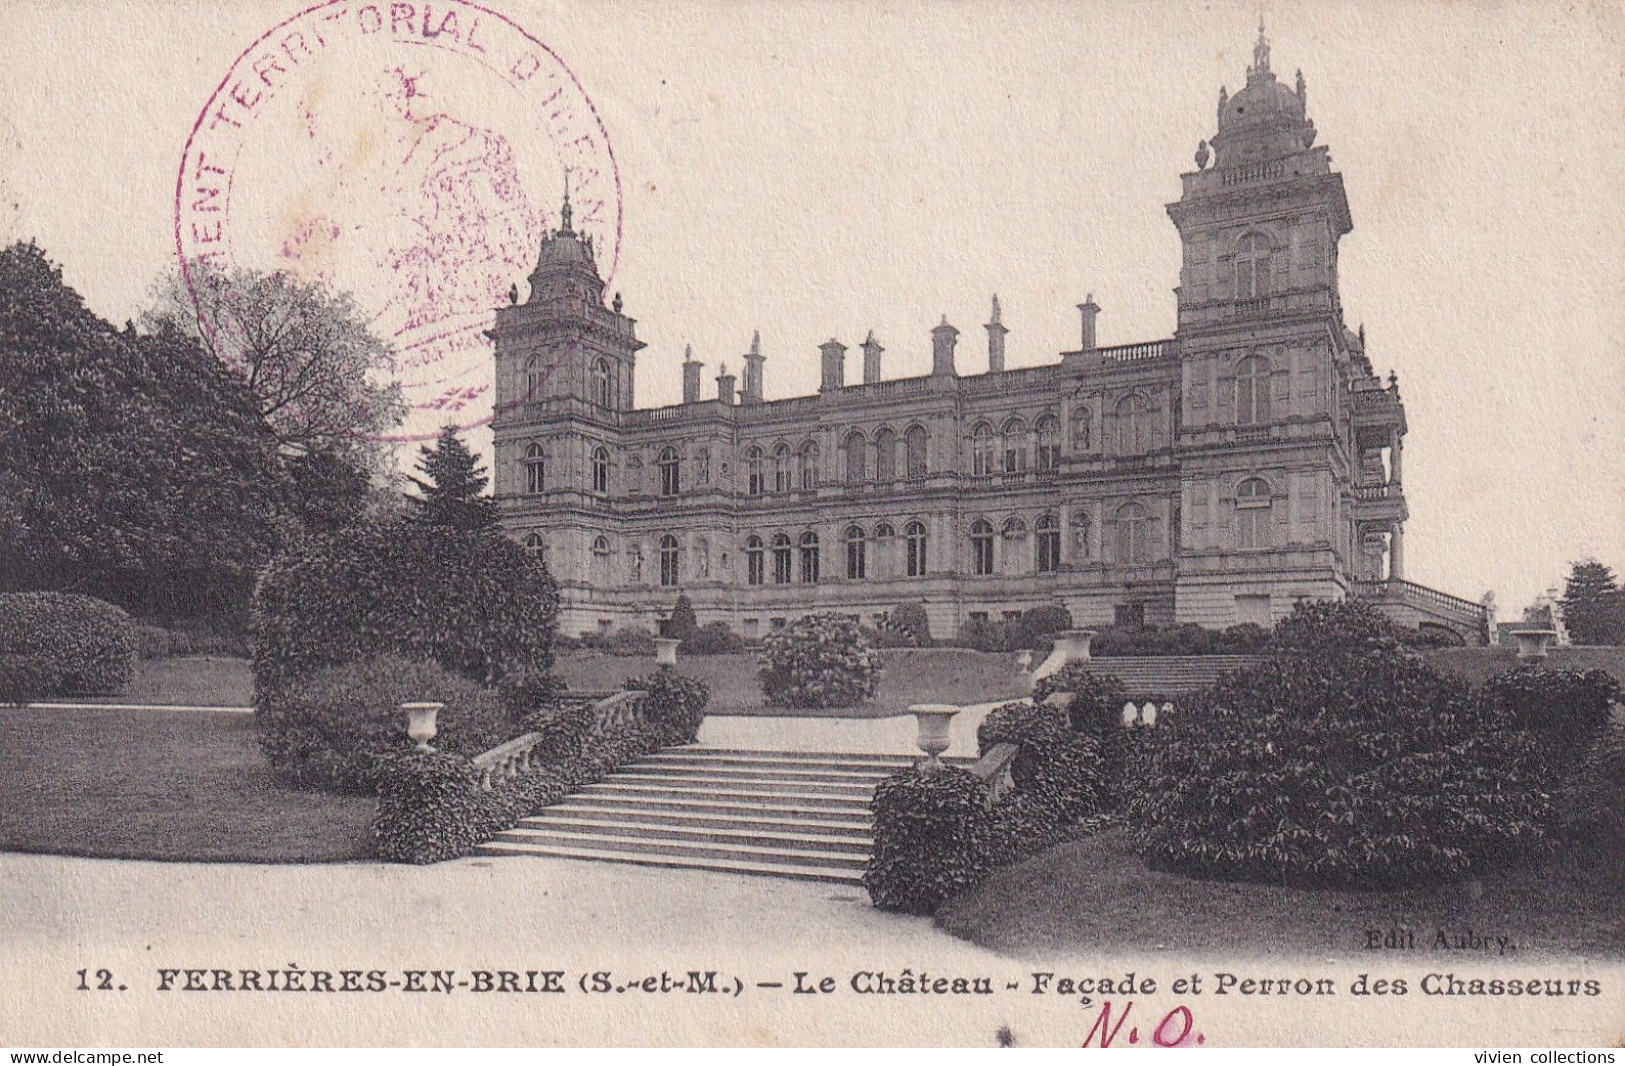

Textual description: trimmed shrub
[1019,603,1073,650]
[1218,622,1270,653]
[1030,664,1131,733]
[623,669,709,744]
[497,669,568,722]
[977,698,1111,822]
[664,595,699,643]
[0,592,135,696]
[889,602,932,647]
[684,621,745,655]
[371,751,494,864]
[0,653,62,706]
[1481,666,1619,763]
[249,519,558,701]
[258,654,521,792]
[864,767,996,915]
[603,626,657,657]
[956,617,1022,653]
[758,613,883,708]
[1130,602,1554,887]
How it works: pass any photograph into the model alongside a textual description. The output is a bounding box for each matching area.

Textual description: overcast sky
[2,0,1621,614]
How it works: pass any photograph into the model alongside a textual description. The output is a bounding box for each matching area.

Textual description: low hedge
[622,669,709,744]
[0,653,63,706]
[372,700,670,864]
[0,592,135,696]
[864,767,996,914]
[1480,665,1619,763]
[685,621,745,655]
[258,654,521,793]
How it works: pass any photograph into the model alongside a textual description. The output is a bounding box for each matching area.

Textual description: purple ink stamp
[175,0,621,442]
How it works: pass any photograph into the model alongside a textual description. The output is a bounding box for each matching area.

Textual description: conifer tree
[1560,560,1625,646]
[407,426,501,533]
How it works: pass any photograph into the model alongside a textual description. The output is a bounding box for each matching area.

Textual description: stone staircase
[1085,654,1264,695]
[477,747,960,884]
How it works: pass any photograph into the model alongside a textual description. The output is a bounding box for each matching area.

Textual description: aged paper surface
[2,0,1623,1048]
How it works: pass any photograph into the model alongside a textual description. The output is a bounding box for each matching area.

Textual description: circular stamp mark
[175,0,621,443]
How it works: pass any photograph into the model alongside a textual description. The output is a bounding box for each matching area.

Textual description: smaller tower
[742,330,766,404]
[931,316,958,378]
[681,344,702,403]
[1077,294,1101,351]
[819,338,847,392]
[984,294,1008,372]
[861,331,884,384]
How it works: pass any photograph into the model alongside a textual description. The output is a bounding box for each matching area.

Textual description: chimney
[931,315,959,377]
[1078,294,1101,351]
[716,363,736,406]
[819,338,846,392]
[861,331,884,384]
[985,294,1007,373]
[742,330,766,404]
[681,344,702,403]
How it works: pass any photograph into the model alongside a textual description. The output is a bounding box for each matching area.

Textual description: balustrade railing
[467,690,646,792]
[1097,339,1173,363]
[1220,159,1285,186]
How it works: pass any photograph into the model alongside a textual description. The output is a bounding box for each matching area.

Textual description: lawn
[74,655,254,707]
[935,822,1625,960]
[0,705,373,862]
[555,647,1028,716]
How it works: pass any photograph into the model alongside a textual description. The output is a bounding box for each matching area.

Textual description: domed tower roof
[526,183,605,303]
[1210,22,1317,167]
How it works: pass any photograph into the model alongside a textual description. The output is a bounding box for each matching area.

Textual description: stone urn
[1509,628,1557,661]
[1027,628,1097,691]
[401,702,444,753]
[909,704,959,769]
[653,637,681,666]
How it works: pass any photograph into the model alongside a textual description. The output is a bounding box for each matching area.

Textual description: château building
[491,30,1488,644]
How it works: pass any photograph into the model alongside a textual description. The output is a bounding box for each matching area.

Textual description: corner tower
[1166,25,1396,629]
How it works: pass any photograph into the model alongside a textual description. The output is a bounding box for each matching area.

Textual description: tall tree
[407,425,500,533]
[146,260,407,475]
[1560,560,1625,646]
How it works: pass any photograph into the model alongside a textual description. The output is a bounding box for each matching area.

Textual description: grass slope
[0,706,373,862]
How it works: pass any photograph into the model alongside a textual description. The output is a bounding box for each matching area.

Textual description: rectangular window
[1235,594,1272,628]
[773,548,792,584]
[743,618,760,638]
[747,550,764,586]
[846,540,865,580]
[969,611,988,623]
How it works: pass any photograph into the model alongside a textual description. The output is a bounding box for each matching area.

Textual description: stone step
[475,838,864,885]
[548,799,871,835]
[581,781,874,812]
[561,791,873,822]
[489,826,870,871]
[604,771,877,799]
[640,750,928,774]
[616,761,896,786]
[520,812,871,853]
[676,747,928,765]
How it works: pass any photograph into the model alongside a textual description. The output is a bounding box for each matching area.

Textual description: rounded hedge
[0,592,135,696]
[758,613,882,708]
[1129,603,1553,887]
[864,767,996,914]
[623,668,709,744]
[250,519,558,700]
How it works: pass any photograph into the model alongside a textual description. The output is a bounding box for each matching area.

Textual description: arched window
[591,535,611,583]
[970,519,994,576]
[771,533,793,584]
[657,446,680,497]
[592,357,613,407]
[844,525,866,580]
[875,428,897,483]
[523,532,547,564]
[659,534,680,587]
[971,423,995,477]
[799,440,820,490]
[1035,415,1060,472]
[1070,510,1090,560]
[591,446,609,494]
[1237,355,1272,425]
[1070,406,1092,451]
[1115,501,1152,565]
[1002,515,1028,573]
[1036,514,1061,573]
[844,430,866,484]
[525,442,545,494]
[905,425,928,480]
[1002,417,1027,473]
[1235,233,1273,300]
[1236,477,1274,549]
[772,443,791,493]
[1115,393,1155,455]
[874,521,895,580]
[746,535,765,586]
[904,519,928,577]
[799,531,820,583]
[746,446,765,496]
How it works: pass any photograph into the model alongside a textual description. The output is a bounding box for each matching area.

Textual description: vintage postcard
[2,0,1622,1050]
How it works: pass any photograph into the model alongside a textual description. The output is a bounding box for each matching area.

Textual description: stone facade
[492,30,1427,640]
